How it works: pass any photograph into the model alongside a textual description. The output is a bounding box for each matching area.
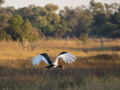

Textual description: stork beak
[62,66,65,70]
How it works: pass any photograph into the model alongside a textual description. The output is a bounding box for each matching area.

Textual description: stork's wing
[54,52,76,64]
[31,53,53,65]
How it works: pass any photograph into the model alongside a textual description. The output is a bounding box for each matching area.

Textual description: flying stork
[31,52,76,70]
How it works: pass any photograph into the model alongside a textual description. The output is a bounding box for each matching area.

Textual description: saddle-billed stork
[31,52,76,70]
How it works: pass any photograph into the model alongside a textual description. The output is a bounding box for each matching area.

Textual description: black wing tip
[40,53,47,55]
[59,51,68,55]
[40,53,53,64]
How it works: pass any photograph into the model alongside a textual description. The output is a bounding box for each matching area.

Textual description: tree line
[0,0,120,41]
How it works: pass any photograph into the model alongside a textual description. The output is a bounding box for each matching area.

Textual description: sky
[2,0,120,9]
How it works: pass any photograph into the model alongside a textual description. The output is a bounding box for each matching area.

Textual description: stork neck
[53,59,58,65]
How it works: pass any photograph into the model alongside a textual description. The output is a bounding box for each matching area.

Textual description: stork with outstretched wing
[31,52,76,70]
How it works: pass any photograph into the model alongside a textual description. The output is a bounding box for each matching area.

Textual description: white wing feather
[54,52,76,64]
[31,55,49,65]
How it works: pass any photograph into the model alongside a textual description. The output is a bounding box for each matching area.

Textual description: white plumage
[31,55,49,65]
[54,52,76,64]
[31,52,76,70]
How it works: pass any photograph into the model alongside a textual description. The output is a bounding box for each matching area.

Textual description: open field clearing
[0,38,120,60]
[0,39,120,90]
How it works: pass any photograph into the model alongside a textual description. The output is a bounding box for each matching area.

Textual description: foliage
[109,29,120,38]
[5,14,40,41]
[0,12,13,40]
[0,30,12,40]
[0,0,4,5]
[6,14,24,41]
[22,19,33,40]
[0,1,120,41]
[89,0,120,38]
[101,22,118,37]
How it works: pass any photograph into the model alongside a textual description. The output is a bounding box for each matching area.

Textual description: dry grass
[0,38,120,90]
[0,38,120,60]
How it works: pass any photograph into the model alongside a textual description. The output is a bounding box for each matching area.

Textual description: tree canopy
[0,0,4,5]
[0,0,120,41]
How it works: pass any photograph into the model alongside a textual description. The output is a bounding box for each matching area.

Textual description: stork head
[58,65,65,70]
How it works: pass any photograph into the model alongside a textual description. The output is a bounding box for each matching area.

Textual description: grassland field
[0,38,120,90]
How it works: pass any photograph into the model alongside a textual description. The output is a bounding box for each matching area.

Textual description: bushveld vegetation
[0,39,120,90]
[0,0,120,42]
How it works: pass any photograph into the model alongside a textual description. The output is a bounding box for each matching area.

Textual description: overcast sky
[2,0,120,9]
